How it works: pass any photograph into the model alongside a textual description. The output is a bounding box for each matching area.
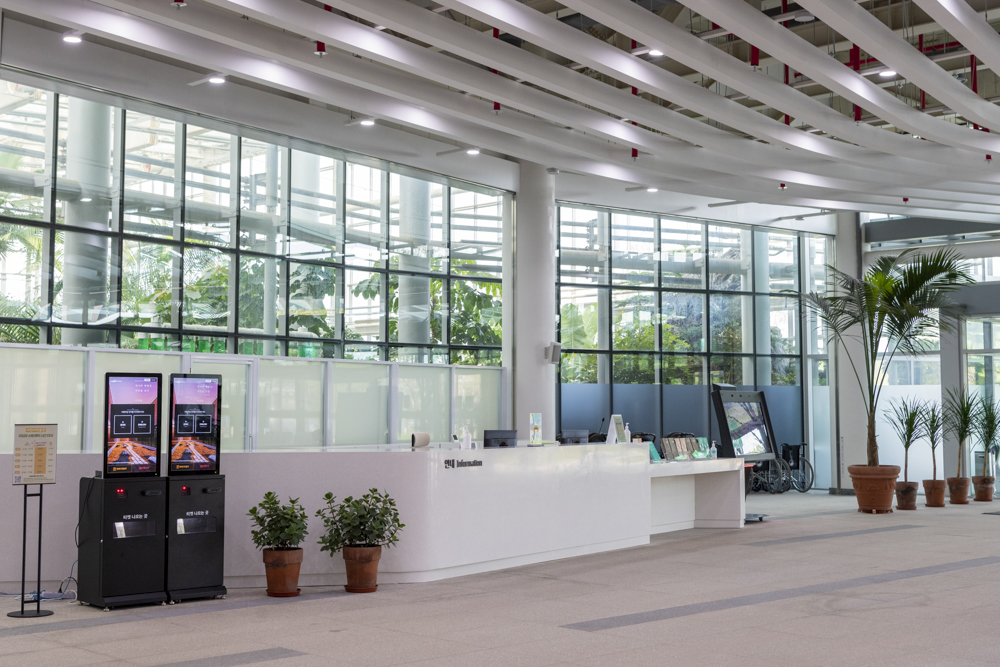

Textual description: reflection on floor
[4,491,1000,666]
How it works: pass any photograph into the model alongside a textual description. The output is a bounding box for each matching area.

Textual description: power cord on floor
[1,560,78,602]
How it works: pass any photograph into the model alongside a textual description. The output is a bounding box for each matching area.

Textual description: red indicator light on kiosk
[182,486,188,491]
[116,488,127,498]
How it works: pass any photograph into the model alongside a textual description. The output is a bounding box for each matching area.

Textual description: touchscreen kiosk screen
[170,375,221,473]
[722,400,770,457]
[106,375,161,476]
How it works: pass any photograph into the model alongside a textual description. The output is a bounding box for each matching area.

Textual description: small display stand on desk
[711,385,781,522]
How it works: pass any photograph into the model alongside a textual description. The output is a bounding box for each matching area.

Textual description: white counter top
[649,457,745,478]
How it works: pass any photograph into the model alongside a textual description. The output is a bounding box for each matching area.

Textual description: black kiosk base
[166,476,227,603]
[77,477,168,610]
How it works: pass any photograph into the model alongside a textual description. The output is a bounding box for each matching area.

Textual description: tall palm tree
[800,249,972,466]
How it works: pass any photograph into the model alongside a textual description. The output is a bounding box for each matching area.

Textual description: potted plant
[885,398,924,510]
[921,401,946,507]
[800,249,971,513]
[943,389,979,504]
[973,399,999,502]
[247,492,309,597]
[316,489,404,593]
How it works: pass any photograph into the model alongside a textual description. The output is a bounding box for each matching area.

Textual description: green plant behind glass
[943,389,979,479]
[922,401,944,481]
[315,489,404,553]
[976,400,1000,478]
[247,492,308,551]
[885,397,926,483]
[798,249,972,466]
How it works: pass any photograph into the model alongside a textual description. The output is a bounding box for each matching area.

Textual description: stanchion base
[7,609,54,618]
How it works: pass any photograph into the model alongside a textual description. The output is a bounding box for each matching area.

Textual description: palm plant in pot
[973,399,1000,502]
[885,397,925,511]
[921,401,946,507]
[800,248,972,513]
[316,489,403,593]
[943,389,979,504]
[248,492,309,597]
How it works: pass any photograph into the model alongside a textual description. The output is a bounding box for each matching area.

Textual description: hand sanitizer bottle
[624,422,631,444]
[710,440,718,459]
[462,426,472,450]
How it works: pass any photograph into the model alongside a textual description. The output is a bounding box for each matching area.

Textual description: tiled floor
[4,492,1000,666]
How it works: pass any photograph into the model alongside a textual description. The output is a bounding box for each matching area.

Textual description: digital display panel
[169,374,221,474]
[105,374,162,477]
[722,400,770,457]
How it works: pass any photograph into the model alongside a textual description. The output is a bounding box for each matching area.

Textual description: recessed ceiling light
[208,75,226,84]
[646,187,658,193]
[359,118,375,126]
[466,147,481,155]
[879,70,897,77]
[649,49,663,57]
[80,197,92,203]
[63,33,83,44]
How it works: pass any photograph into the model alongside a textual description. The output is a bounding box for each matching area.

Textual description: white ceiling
[2,0,999,226]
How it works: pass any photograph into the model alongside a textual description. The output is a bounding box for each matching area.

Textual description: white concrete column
[62,98,112,346]
[397,175,432,361]
[833,211,867,490]
[940,319,967,478]
[512,161,556,440]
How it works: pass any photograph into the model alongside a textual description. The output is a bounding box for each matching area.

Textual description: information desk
[223,442,651,586]
[649,458,746,533]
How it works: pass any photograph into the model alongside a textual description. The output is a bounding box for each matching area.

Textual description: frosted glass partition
[330,362,390,445]
[258,359,324,450]
[0,348,86,453]
[454,368,502,440]
[93,351,182,455]
[398,365,450,443]
[191,361,249,452]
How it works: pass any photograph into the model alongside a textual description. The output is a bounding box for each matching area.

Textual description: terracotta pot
[972,476,996,502]
[922,479,946,507]
[848,465,901,513]
[894,481,919,510]
[947,477,970,505]
[263,548,303,597]
[343,546,382,593]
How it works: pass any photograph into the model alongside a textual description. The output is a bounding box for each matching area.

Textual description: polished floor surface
[3,492,1000,666]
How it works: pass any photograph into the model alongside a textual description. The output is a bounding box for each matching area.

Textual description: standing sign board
[12,424,57,486]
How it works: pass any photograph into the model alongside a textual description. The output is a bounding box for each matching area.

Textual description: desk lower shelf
[650,458,745,533]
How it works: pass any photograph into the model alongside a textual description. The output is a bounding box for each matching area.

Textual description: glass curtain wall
[966,317,1000,477]
[0,79,506,365]
[558,204,831,477]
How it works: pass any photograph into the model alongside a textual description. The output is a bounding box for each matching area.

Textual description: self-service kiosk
[78,374,167,610]
[166,374,227,602]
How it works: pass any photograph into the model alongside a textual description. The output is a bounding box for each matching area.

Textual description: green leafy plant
[976,400,1000,477]
[799,249,972,466]
[922,401,944,481]
[315,489,404,554]
[247,492,309,550]
[944,389,980,479]
[885,397,926,483]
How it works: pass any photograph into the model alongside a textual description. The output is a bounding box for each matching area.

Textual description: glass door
[189,357,256,452]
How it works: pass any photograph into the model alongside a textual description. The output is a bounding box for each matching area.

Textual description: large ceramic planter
[922,480,946,508]
[894,481,918,510]
[947,477,970,505]
[848,465,901,513]
[972,476,996,502]
[343,546,382,593]
[263,548,303,597]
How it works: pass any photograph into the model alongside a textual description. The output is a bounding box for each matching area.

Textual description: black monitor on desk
[484,430,517,447]
[711,384,777,463]
[560,430,588,445]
